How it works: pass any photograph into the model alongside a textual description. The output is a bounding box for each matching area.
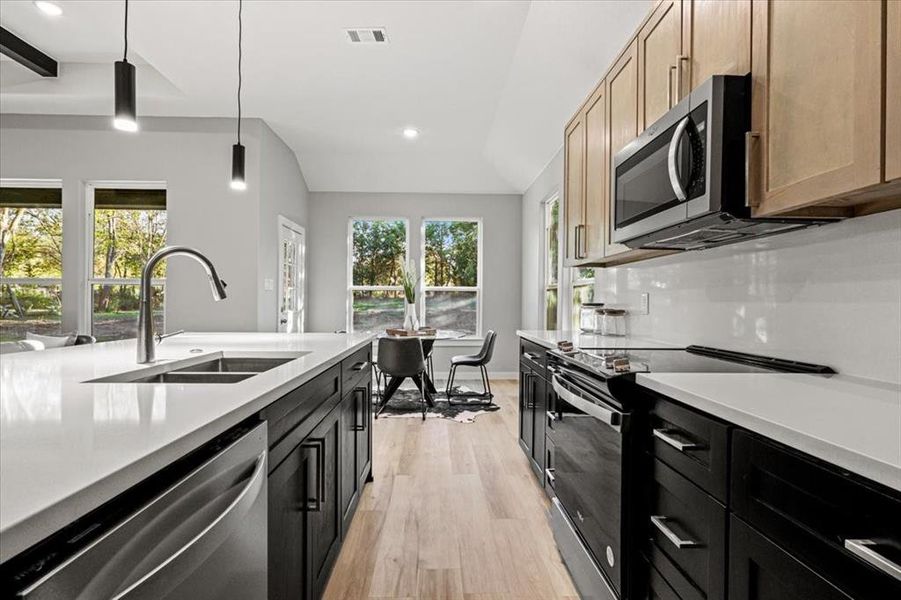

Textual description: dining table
[376,329,466,407]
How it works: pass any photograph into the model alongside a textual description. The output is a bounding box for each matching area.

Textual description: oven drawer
[342,344,372,394]
[648,396,729,503]
[731,430,901,598]
[520,339,547,374]
[645,458,726,600]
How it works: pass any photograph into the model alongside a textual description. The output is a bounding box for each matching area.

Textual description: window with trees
[422,219,480,336]
[0,185,64,342]
[348,219,408,332]
[571,267,596,330]
[544,198,560,329]
[88,187,167,342]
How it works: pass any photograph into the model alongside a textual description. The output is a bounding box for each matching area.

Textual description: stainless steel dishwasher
[12,421,267,599]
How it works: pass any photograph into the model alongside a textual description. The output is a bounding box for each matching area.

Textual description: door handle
[745,131,761,207]
[545,468,556,485]
[845,539,901,581]
[579,224,587,258]
[351,361,369,371]
[650,515,700,549]
[573,225,581,259]
[302,439,325,512]
[676,54,689,100]
[667,65,677,108]
[653,427,703,452]
[279,318,288,325]
[667,116,691,201]
[352,389,366,432]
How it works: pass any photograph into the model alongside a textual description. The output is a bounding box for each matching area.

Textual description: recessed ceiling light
[403,127,419,139]
[33,1,63,16]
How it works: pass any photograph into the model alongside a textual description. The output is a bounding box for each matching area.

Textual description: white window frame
[419,217,483,339]
[82,181,167,336]
[346,217,410,333]
[570,266,596,331]
[0,179,65,335]
[542,194,561,330]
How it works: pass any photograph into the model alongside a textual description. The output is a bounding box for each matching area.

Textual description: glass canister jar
[598,308,627,336]
[579,303,605,332]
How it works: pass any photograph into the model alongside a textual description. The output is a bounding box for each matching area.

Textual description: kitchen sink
[86,351,310,384]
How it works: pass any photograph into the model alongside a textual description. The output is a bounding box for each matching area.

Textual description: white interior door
[277,217,305,333]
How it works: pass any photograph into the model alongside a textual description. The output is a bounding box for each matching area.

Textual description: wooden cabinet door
[638,0,684,131]
[338,391,358,535]
[307,408,342,599]
[683,0,751,90]
[605,40,639,257]
[750,0,883,215]
[269,443,311,600]
[564,116,585,263]
[583,83,607,260]
[887,0,901,182]
[355,381,372,489]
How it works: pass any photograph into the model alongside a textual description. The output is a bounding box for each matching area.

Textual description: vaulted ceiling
[0,0,649,193]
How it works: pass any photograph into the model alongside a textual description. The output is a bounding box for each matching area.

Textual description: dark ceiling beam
[0,26,58,77]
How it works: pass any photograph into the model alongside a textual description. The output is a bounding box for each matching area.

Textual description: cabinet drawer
[637,555,684,600]
[341,344,372,393]
[731,430,901,598]
[645,458,726,600]
[648,396,729,502]
[520,338,547,374]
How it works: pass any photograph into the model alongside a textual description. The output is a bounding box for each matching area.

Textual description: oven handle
[667,115,690,202]
[552,375,622,432]
[844,539,901,581]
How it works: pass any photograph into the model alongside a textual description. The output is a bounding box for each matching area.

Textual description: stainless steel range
[544,345,833,600]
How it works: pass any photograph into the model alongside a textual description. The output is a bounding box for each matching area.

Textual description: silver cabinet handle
[745,131,760,207]
[546,410,558,422]
[545,468,556,485]
[676,54,689,100]
[552,375,622,431]
[524,352,541,361]
[351,360,369,371]
[667,65,677,108]
[845,539,901,581]
[667,116,691,201]
[112,450,267,599]
[579,224,587,258]
[573,224,581,259]
[653,427,702,452]
[650,515,700,549]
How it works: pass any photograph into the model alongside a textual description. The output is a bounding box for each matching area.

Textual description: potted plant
[400,260,420,331]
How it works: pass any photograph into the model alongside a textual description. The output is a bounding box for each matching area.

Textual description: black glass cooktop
[550,345,834,379]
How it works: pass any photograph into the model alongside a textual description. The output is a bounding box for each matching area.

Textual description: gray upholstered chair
[376,336,428,420]
[445,330,497,404]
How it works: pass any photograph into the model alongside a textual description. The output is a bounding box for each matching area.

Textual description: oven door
[548,368,629,596]
[612,96,709,245]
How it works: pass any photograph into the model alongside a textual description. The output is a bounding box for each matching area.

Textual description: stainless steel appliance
[611,75,837,250]
[7,421,268,599]
[545,346,833,599]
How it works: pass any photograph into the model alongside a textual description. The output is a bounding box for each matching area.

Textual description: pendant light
[230,0,246,190]
[113,0,138,132]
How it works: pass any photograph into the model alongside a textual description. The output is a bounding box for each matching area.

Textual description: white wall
[521,147,563,330]
[0,114,309,334]
[594,210,901,383]
[307,192,522,375]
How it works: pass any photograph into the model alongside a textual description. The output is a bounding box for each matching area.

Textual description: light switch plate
[264,278,274,291]
[639,293,649,315]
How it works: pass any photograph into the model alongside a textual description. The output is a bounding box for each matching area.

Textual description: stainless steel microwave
[611,75,833,250]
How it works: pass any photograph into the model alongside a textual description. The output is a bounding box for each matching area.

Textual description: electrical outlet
[639,293,649,315]
[264,278,274,291]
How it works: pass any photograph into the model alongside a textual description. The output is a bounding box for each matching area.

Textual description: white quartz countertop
[0,332,373,563]
[517,330,681,350]
[637,373,901,492]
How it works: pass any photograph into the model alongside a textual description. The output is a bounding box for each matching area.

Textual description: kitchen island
[0,332,373,569]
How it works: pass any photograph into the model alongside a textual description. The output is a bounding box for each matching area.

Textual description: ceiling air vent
[346,28,388,44]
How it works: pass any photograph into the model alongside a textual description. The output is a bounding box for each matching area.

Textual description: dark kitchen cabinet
[306,405,342,600]
[354,380,373,489]
[518,361,547,483]
[339,380,372,534]
[518,362,535,458]
[268,437,313,599]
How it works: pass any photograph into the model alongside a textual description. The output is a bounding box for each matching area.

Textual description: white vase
[403,302,419,331]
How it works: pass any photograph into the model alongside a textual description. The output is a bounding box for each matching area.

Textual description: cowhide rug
[373,384,499,423]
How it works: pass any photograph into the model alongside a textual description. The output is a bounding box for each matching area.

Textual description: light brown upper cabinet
[563,116,585,263]
[749,0,883,216]
[605,40,639,257]
[583,83,607,261]
[887,0,901,182]
[682,0,751,90]
[638,0,684,131]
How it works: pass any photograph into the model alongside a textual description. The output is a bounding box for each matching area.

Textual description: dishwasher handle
[552,375,622,432]
[111,450,267,599]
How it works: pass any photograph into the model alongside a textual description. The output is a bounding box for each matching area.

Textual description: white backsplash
[596,210,901,383]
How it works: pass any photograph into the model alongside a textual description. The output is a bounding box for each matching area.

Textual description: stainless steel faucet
[137,246,227,363]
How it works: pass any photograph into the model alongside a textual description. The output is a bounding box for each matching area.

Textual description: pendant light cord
[237,0,243,144]
[123,0,129,62]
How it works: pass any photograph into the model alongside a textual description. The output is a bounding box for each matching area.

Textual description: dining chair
[445,330,497,405]
[376,336,429,420]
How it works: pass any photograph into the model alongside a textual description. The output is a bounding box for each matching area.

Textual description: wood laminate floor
[323,380,578,600]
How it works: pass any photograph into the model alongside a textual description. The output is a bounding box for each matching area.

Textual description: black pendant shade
[231,143,246,190]
[113,60,137,132]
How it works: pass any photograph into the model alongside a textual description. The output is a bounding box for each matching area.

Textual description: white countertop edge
[635,374,901,493]
[0,336,373,564]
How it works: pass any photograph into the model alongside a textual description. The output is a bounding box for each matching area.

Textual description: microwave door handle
[667,115,690,202]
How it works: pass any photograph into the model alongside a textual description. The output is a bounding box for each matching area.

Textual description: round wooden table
[376,329,467,407]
